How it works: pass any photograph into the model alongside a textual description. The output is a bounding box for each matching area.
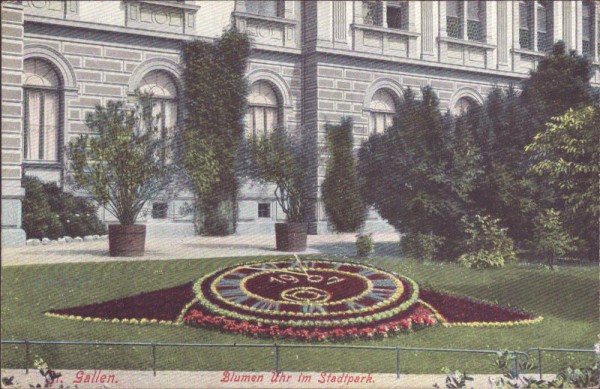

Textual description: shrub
[532,208,576,268]
[355,233,374,257]
[456,215,516,269]
[22,176,63,239]
[22,176,105,240]
[322,118,366,232]
[400,232,446,262]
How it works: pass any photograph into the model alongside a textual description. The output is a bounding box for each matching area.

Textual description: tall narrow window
[582,0,594,57]
[23,58,60,162]
[536,1,552,52]
[519,1,533,49]
[247,81,280,137]
[246,0,282,17]
[138,70,178,140]
[387,1,408,30]
[369,89,397,134]
[362,0,382,26]
[466,0,484,41]
[446,1,463,39]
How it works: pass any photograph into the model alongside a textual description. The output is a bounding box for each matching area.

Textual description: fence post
[537,348,542,379]
[512,352,519,378]
[274,344,280,373]
[152,344,157,377]
[25,340,30,374]
[395,347,400,379]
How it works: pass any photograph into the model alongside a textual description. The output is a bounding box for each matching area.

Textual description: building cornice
[313,46,528,80]
[24,14,208,42]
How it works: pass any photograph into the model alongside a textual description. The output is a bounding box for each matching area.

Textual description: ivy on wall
[180,28,251,235]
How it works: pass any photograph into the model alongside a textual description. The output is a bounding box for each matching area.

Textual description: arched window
[453,96,477,116]
[369,89,397,134]
[138,70,178,138]
[247,81,280,137]
[23,58,61,162]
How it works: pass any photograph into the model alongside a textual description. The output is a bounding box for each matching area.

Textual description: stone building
[2,1,599,246]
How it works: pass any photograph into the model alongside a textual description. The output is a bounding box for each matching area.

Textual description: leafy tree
[321,117,366,232]
[21,176,62,239]
[358,87,480,259]
[67,95,173,225]
[532,209,577,268]
[526,106,600,261]
[456,215,517,269]
[247,127,307,222]
[181,28,251,235]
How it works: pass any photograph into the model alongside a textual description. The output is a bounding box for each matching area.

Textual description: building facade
[2,0,599,246]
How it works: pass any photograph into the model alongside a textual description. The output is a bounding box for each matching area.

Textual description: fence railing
[527,347,597,380]
[1,340,594,379]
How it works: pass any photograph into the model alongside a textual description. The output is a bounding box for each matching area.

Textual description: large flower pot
[108,224,146,257]
[275,222,308,252]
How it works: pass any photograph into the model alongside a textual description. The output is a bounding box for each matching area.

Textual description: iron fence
[527,347,598,380]
[3,339,579,379]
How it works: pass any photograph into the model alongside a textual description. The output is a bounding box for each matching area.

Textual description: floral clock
[46,258,543,342]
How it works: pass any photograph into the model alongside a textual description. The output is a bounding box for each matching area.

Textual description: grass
[1,255,597,374]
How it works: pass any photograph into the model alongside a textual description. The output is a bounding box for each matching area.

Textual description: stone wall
[1,1,27,246]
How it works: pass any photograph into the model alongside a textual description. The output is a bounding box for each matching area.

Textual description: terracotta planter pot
[108,224,146,257]
[275,222,308,252]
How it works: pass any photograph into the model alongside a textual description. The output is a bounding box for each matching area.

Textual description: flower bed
[46,258,542,339]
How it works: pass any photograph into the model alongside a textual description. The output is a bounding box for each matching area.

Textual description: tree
[357,87,480,259]
[67,95,173,225]
[526,106,600,261]
[181,28,251,235]
[247,127,307,222]
[321,117,366,232]
[532,209,576,268]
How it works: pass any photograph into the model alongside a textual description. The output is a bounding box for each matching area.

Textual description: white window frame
[446,0,486,42]
[519,0,553,52]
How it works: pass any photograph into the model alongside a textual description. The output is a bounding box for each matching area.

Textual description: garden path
[1,232,401,267]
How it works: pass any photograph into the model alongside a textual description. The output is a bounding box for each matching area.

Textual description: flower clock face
[197,259,419,327]
[46,258,543,342]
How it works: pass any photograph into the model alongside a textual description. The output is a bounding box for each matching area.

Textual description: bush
[400,232,446,262]
[322,118,366,232]
[456,215,516,269]
[355,233,374,257]
[22,176,63,239]
[22,176,106,240]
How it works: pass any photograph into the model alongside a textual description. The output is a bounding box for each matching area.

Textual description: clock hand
[293,254,310,277]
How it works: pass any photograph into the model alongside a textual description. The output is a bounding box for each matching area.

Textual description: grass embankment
[1,256,597,373]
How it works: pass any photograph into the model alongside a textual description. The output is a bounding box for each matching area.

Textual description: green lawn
[1,255,597,374]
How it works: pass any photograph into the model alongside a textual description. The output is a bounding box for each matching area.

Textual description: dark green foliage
[321,118,366,232]
[247,127,308,222]
[458,42,596,259]
[399,232,445,262]
[355,233,374,257]
[68,96,173,225]
[357,87,480,259]
[22,176,105,239]
[181,28,251,235]
[527,106,600,262]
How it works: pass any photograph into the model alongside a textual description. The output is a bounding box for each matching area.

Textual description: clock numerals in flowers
[193,259,420,327]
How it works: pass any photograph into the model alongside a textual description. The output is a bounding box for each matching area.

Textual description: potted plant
[247,127,308,251]
[67,94,173,256]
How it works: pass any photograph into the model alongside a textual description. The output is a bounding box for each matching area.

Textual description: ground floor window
[258,203,271,218]
[152,202,169,219]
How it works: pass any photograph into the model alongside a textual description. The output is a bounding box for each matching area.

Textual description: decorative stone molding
[247,68,293,108]
[127,57,182,96]
[24,43,78,94]
[363,78,404,109]
[438,37,496,69]
[233,12,299,49]
[449,87,484,110]
[351,23,420,59]
[23,0,79,20]
[125,0,199,35]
